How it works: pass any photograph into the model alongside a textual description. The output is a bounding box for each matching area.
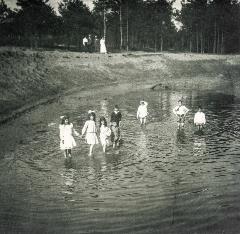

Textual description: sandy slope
[0,47,239,122]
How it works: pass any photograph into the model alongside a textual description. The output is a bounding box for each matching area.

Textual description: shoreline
[0,48,240,124]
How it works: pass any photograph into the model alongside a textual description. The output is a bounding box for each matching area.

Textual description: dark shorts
[177,115,185,123]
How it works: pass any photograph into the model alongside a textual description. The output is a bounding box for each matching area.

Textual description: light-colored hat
[88,110,95,114]
[60,115,65,119]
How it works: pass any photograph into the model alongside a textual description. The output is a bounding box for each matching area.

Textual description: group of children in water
[59,100,206,158]
[59,105,122,157]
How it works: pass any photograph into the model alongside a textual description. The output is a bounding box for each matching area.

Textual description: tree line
[0,0,239,53]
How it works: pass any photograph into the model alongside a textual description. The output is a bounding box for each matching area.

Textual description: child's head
[88,113,95,121]
[140,100,145,105]
[178,100,183,106]
[198,106,202,112]
[64,116,70,125]
[114,105,119,112]
[112,121,117,127]
[100,117,107,127]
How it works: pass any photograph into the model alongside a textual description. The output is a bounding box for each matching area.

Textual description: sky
[5,0,182,12]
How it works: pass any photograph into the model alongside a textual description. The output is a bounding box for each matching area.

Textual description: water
[1,87,240,234]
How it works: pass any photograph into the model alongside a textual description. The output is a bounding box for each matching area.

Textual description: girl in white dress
[194,106,206,131]
[59,116,79,158]
[81,112,99,156]
[137,100,149,126]
[99,117,111,153]
[100,37,107,54]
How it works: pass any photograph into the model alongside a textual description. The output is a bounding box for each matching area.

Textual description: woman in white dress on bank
[194,106,206,131]
[99,117,111,153]
[137,100,149,126]
[100,37,107,54]
[59,116,79,158]
[81,112,99,156]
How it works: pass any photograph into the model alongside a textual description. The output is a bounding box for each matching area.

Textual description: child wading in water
[110,105,122,147]
[59,116,79,158]
[111,121,120,148]
[194,106,206,131]
[81,112,99,156]
[99,117,111,153]
[137,100,148,126]
[173,100,189,129]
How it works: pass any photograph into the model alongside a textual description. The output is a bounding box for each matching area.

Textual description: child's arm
[81,121,88,136]
[137,107,140,119]
[73,128,80,137]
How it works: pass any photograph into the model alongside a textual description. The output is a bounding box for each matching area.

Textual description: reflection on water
[1,89,240,234]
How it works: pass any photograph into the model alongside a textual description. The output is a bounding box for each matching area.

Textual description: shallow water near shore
[0,87,240,234]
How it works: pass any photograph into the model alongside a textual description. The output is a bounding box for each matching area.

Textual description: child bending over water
[59,116,79,158]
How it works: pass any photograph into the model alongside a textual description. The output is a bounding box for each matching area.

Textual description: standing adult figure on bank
[87,34,92,53]
[94,35,100,53]
[100,37,107,54]
[82,36,88,52]
[173,100,189,129]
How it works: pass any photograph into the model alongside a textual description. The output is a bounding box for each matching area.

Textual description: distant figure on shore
[94,35,100,53]
[194,106,206,131]
[173,100,189,129]
[137,100,149,126]
[59,116,79,158]
[99,117,111,153]
[82,36,88,52]
[81,111,98,156]
[110,105,122,147]
[100,37,107,54]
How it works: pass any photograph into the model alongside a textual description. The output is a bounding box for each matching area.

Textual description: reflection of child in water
[194,106,206,131]
[59,116,79,158]
[111,122,120,148]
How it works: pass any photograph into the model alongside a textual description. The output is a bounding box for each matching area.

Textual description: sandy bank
[0,47,240,123]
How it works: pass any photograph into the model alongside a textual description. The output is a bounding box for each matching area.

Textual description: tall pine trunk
[213,20,217,53]
[196,28,199,53]
[119,4,123,50]
[103,7,106,39]
[217,26,220,54]
[221,31,224,54]
[126,2,129,52]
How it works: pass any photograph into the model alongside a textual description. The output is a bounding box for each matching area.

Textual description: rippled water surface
[1,87,240,234]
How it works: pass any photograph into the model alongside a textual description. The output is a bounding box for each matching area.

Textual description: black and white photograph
[0,0,240,233]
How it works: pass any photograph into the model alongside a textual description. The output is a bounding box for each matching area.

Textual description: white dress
[100,125,111,146]
[194,112,206,125]
[100,38,107,53]
[59,123,79,150]
[82,120,99,145]
[173,105,189,116]
[137,102,148,118]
